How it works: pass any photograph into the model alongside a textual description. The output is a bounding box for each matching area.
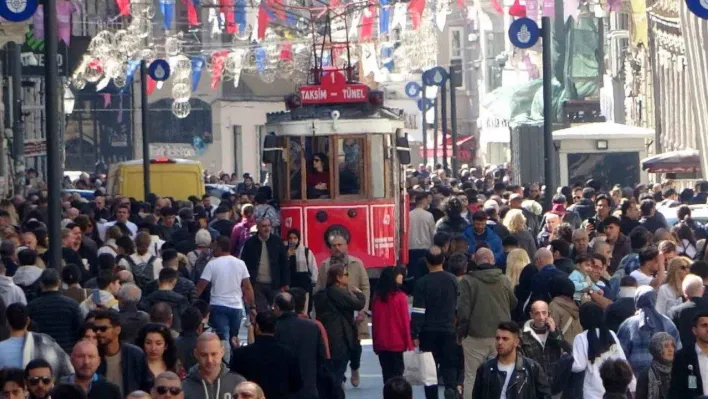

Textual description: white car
[658,204,708,226]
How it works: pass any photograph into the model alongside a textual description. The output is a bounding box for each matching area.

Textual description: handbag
[403,350,438,386]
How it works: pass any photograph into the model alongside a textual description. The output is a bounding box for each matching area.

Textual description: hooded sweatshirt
[549,296,582,345]
[0,275,27,305]
[12,266,43,301]
[182,364,246,399]
[457,264,517,339]
[139,289,189,332]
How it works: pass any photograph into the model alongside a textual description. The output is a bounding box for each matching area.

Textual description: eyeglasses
[573,197,581,201]
[92,325,110,332]
[681,265,689,270]
[155,386,183,396]
[27,377,52,386]
[313,158,322,163]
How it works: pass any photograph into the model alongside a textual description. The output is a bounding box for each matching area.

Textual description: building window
[449,27,465,88]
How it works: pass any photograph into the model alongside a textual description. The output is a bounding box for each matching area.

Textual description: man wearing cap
[483,200,509,239]
[210,206,236,238]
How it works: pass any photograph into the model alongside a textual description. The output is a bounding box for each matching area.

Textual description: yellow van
[107,158,205,200]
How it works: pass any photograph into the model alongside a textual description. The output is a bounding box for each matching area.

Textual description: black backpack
[125,256,156,290]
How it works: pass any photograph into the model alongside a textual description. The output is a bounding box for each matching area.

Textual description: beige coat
[316,255,370,338]
[549,296,583,346]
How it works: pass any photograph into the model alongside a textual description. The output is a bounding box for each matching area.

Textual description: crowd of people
[405,165,708,398]
[3,165,708,399]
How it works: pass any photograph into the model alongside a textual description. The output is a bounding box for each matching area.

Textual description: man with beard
[24,359,54,399]
[471,321,551,398]
[62,340,122,399]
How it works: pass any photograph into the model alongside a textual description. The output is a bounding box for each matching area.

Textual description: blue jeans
[209,305,243,343]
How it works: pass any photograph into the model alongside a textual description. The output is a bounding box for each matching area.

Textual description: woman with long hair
[371,267,413,383]
[307,152,330,198]
[656,256,691,316]
[0,199,19,227]
[505,248,530,287]
[502,209,536,258]
[286,228,318,313]
[136,323,181,379]
[571,302,635,399]
[673,223,697,259]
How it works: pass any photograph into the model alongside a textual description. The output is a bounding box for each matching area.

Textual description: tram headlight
[331,110,340,120]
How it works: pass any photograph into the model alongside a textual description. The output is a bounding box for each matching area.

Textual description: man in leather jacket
[471,321,551,399]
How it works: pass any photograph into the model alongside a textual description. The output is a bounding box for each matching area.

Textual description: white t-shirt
[498,360,515,398]
[629,269,654,286]
[571,329,636,399]
[200,255,250,309]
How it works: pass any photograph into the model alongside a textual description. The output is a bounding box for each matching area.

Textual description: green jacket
[458,264,518,339]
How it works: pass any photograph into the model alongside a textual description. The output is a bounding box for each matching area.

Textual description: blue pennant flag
[191,56,205,91]
[121,60,141,92]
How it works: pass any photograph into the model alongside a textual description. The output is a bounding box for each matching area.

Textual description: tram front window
[338,137,363,195]
[289,138,302,199]
[306,137,331,199]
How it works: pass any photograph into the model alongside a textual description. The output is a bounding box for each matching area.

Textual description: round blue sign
[0,0,38,22]
[422,67,448,87]
[508,18,540,49]
[417,98,433,112]
[148,59,171,82]
[686,0,708,19]
[405,82,422,98]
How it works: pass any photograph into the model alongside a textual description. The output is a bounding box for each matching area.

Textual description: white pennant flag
[360,43,378,77]
[391,3,407,31]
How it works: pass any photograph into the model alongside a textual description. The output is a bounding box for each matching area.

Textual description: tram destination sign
[299,71,369,104]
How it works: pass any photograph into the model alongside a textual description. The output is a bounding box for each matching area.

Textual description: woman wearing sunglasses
[136,324,183,381]
[307,153,330,199]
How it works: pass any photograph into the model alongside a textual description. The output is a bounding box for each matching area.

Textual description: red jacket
[371,291,414,353]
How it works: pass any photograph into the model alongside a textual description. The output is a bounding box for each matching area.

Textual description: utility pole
[140,60,151,200]
[449,60,463,177]
[421,83,427,167]
[8,42,24,195]
[542,16,555,211]
[440,83,448,172]
[44,0,62,269]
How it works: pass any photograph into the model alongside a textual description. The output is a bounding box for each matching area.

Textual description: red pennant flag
[257,5,269,39]
[490,0,504,14]
[115,0,130,15]
[280,42,293,60]
[508,0,525,16]
[146,76,157,95]
[359,3,376,39]
[181,0,199,26]
[219,0,237,33]
[408,0,425,29]
[211,51,229,89]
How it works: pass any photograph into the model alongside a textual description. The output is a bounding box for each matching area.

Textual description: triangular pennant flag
[408,0,425,29]
[159,0,174,30]
[359,3,376,39]
[191,57,205,91]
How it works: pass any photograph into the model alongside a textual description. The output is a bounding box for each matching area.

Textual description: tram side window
[288,138,302,200]
[305,137,331,199]
[337,138,363,195]
[369,135,385,198]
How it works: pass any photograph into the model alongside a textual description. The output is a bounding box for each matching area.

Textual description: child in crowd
[569,253,603,302]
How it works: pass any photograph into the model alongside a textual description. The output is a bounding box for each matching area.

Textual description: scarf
[635,286,664,331]
[579,302,615,363]
[647,332,674,399]
[530,322,548,335]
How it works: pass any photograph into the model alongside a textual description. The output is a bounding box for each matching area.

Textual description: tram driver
[307,152,330,198]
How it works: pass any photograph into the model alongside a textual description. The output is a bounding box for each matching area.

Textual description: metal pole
[44,0,62,269]
[449,79,458,178]
[433,100,438,168]
[421,83,427,167]
[440,83,448,173]
[542,16,555,211]
[9,42,24,195]
[140,60,150,200]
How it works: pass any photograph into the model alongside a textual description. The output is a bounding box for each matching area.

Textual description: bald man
[64,341,122,399]
[529,248,569,304]
[234,382,265,399]
[458,247,517,394]
[518,300,571,385]
[151,372,183,399]
[182,333,246,399]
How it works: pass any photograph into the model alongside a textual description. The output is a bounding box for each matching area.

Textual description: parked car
[658,204,708,226]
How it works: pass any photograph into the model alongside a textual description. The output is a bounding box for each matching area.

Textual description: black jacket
[640,215,668,234]
[435,216,469,236]
[139,290,189,332]
[59,376,122,399]
[608,234,631,275]
[118,304,149,345]
[314,286,366,360]
[619,216,640,236]
[143,277,197,303]
[472,354,552,399]
[568,199,595,222]
[668,345,705,398]
[27,290,82,353]
[230,335,302,399]
[605,297,636,332]
[176,331,199,371]
[553,258,575,275]
[275,312,327,399]
[241,234,289,289]
[97,342,152,395]
[670,297,708,349]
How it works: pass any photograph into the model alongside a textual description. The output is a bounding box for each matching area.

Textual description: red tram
[262,70,411,276]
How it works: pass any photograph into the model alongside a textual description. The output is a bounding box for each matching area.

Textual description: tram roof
[266,104,404,124]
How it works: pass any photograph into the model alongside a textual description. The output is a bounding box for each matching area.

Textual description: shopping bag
[403,350,438,386]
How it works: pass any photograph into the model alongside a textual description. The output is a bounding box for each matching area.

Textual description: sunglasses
[92,325,110,332]
[313,158,322,162]
[27,377,52,386]
[155,386,183,396]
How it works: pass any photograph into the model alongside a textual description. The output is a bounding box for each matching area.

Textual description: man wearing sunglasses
[23,360,53,399]
[151,371,184,399]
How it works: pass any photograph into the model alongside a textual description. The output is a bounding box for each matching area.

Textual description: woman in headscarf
[571,302,636,399]
[635,332,675,399]
[616,286,682,375]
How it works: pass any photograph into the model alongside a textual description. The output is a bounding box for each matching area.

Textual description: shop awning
[419,135,476,160]
[641,149,701,173]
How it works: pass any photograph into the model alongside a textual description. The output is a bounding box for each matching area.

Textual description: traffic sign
[148,59,171,81]
[0,0,38,22]
[686,0,708,19]
[422,66,448,87]
[417,98,433,111]
[405,82,422,98]
[450,59,463,88]
[508,18,540,49]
